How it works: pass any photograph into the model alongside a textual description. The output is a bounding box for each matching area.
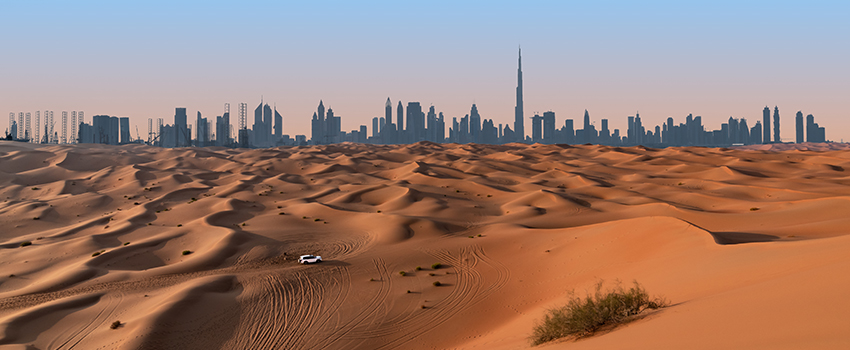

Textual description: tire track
[47,292,122,350]
[370,245,510,350]
[321,258,393,349]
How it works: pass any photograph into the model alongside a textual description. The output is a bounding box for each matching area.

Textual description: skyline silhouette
[3,2,848,142]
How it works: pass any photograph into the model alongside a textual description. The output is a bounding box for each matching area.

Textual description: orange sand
[1,140,850,349]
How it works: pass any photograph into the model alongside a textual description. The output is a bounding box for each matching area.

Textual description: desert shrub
[123,242,130,246]
[32,217,40,220]
[750,207,760,211]
[431,263,442,269]
[19,241,32,247]
[110,321,121,329]
[433,281,441,286]
[399,271,407,276]
[415,266,422,271]
[531,281,666,345]
[182,250,192,256]
[176,224,182,227]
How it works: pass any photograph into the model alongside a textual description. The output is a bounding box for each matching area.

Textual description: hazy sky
[3,1,849,142]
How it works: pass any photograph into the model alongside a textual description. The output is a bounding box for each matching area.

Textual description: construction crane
[135,126,141,143]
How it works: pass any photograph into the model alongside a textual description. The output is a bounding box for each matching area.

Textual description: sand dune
[2,140,850,349]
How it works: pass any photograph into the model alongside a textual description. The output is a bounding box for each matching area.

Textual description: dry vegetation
[531,281,667,345]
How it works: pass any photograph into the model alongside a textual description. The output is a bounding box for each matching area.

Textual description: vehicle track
[46,292,122,350]
[366,245,509,350]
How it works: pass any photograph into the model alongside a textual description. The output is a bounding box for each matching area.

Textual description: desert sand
[1,140,850,349]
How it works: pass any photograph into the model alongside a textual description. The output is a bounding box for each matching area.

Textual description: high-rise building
[396,101,404,142]
[274,106,282,142]
[543,111,556,143]
[531,114,543,143]
[406,102,422,142]
[796,111,804,143]
[469,104,481,143]
[806,114,826,142]
[175,107,188,147]
[514,47,525,142]
[426,106,435,142]
[751,121,762,144]
[317,100,326,145]
[384,98,392,142]
[762,106,771,143]
[263,103,272,146]
[372,117,380,139]
[773,106,780,143]
[120,117,130,144]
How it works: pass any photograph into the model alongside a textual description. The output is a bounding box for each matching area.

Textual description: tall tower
[35,111,40,144]
[223,103,231,146]
[385,98,392,138]
[514,47,525,142]
[773,106,780,143]
[71,112,77,143]
[796,111,804,143]
[317,100,326,145]
[274,105,282,141]
[62,111,68,144]
[238,102,248,148]
[762,106,770,143]
[397,101,404,142]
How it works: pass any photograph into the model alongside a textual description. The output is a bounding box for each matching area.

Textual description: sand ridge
[1,140,850,349]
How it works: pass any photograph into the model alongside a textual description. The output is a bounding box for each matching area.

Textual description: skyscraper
[175,107,188,147]
[469,104,481,143]
[396,101,404,143]
[514,47,525,143]
[796,111,804,143]
[120,117,130,144]
[773,106,780,143]
[531,114,543,143]
[253,101,263,147]
[263,103,272,146]
[384,98,392,142]
[543,111,555,143]
[274,106,282,142]
[317,100,325,145]
[762,106,770,143]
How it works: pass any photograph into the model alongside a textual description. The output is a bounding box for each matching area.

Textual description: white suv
[298,254,322,264]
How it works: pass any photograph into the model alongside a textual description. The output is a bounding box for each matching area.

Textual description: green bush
[182,250,192,256]
[110,320,121,329]
[399,271,407,276]
[433,281,441,286]
[531,281,666,345]
[20,241,32,247]
[431,263,442,269]
[415,266,422,271]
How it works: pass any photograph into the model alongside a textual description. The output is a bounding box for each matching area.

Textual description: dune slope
[1,140,850,349]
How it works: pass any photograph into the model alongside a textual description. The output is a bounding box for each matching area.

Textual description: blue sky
[2,1,848,141]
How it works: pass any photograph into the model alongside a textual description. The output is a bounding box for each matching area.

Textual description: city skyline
[3,1,848,142]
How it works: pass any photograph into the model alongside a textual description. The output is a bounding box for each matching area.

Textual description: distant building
[175,107,188,147]
[514,47,525,142]
[531,114,543,143]
[763,106,771,143]
[773,106,780,143]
